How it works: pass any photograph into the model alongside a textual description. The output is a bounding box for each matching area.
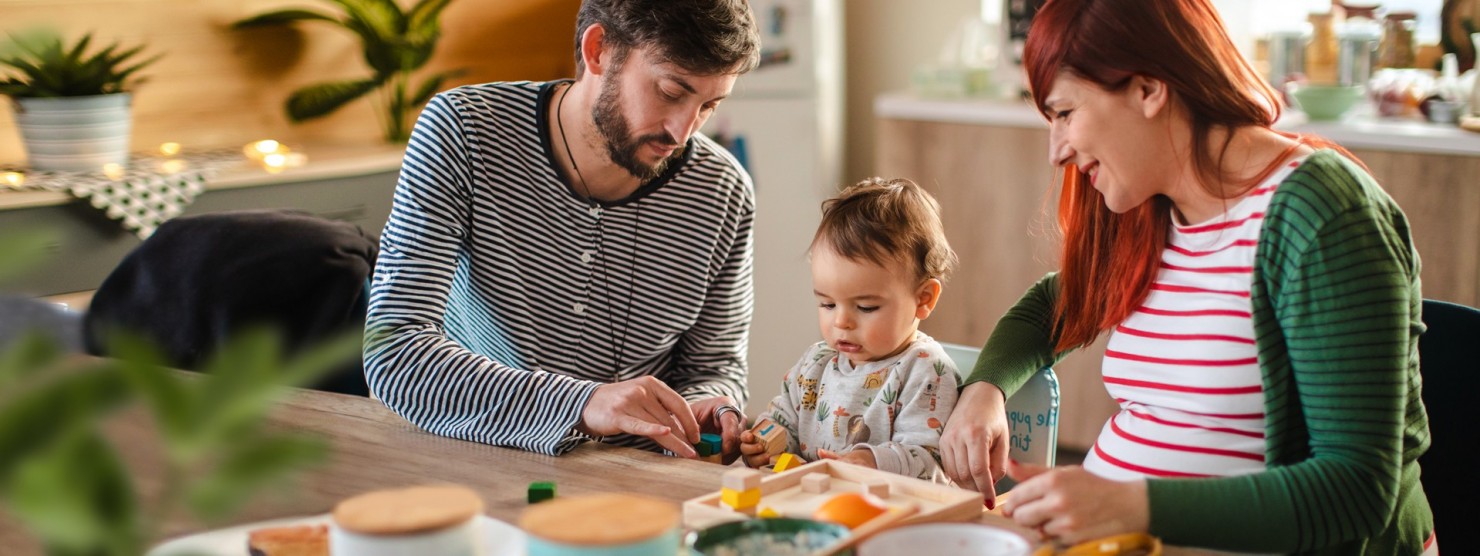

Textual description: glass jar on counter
[1378,11,1417,69]
[1369,68,1434,118]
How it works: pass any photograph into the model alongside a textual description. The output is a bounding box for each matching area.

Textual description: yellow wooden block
[773,453,798,473]
[758,506,781,518]
[721,487,760,509]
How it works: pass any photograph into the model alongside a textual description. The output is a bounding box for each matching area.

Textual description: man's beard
[592,74,686,182]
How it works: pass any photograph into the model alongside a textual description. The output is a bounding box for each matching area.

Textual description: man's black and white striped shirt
[365,81,755,455]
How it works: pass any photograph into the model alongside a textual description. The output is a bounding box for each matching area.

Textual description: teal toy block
[701,433,722,454]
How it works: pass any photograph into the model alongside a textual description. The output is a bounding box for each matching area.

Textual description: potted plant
[0,232,358,555]
[0,31,160,172]
[233,0,464,143]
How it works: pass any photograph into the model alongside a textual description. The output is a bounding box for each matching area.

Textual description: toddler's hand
[818,448,876,469]
[739,430,771,468]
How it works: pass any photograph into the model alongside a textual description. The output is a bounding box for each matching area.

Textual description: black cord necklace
[556,82,640,381]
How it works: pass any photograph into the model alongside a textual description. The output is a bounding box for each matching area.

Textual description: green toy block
[528,481,556,504]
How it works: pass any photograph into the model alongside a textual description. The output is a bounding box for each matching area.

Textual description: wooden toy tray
[682,460,983,530]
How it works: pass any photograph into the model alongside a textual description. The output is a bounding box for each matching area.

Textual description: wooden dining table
[0,386,1216,555]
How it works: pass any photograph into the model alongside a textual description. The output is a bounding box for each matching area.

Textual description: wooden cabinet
[877,116,1480,451]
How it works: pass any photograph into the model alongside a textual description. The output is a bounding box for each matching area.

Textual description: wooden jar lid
[519,493,678,546]
[332,485,484,535]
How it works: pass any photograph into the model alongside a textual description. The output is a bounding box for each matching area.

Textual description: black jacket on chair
[84,210,377,396]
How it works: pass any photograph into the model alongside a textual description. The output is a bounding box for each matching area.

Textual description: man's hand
[818,447,876,469]
[577,376,700,458]
[691,396,745,463]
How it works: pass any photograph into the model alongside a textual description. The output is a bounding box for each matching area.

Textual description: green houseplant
[233,0,464,143]
[0,233,358,556]
[0,31,160,172]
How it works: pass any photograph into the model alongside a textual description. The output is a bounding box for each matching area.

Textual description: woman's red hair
[1023,0,1290,352]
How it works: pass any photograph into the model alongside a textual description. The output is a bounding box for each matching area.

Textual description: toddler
[740,177,959,483]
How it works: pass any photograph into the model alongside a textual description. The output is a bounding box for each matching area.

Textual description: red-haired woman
[939,0,1435,553]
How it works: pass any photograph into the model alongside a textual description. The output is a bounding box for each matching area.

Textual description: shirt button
[572,303,585,314]
[580,251,593,264]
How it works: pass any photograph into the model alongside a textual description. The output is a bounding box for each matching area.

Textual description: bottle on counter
[1307,11,1341,85]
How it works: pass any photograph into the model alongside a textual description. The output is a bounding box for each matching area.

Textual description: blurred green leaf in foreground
[0,231,359,556]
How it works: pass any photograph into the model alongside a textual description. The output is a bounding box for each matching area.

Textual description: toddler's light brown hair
[812,177,957,283]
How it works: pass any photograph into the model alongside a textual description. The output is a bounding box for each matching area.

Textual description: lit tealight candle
[102,163,125,180]
[2,171,24,187]
[263,152,288,173]
[159,142,182,156]
[244,139,285,160]
[160,159,187,174]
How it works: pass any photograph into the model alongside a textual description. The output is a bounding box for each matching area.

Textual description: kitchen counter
[876,92,1480,157]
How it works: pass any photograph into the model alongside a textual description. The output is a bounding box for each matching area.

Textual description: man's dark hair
[574,0,761,77]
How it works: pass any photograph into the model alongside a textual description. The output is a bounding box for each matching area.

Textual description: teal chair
[941,342,1059,491]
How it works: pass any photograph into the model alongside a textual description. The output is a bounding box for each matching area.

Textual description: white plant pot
[11,93,133,172]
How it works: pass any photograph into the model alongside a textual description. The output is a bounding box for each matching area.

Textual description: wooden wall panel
[0,0,580,163]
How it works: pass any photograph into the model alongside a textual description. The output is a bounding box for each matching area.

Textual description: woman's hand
[941,382,1011,507]
[818,448,876,468]
[1000,460,1150,546]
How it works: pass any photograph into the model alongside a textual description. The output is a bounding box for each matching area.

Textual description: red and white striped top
[1083,156,1309,481]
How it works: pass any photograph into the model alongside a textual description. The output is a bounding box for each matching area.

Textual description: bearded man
[365,0,759,462]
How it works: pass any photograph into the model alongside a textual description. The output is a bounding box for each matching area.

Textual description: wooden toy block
[695,433,724,463]
[758,506,781,518]
[750,417,790,457]
[773,453,798,473]
[801,473,831,493]
[700,432,723,453]
[722,468,762,491]
[721,487,761,512]
[864,480,890,499]
[527,481,555,504]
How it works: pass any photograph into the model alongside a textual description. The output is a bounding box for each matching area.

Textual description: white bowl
[330,514,483,556]
[858,523,1033,556]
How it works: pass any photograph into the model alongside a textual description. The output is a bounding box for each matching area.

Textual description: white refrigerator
[703,0,843,416]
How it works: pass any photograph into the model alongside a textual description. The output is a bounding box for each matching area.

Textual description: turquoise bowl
[687,518,852,556]
[527,527,679,556]
[1288,84,1365,121]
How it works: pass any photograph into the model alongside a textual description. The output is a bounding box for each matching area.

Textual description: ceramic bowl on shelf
[1287,83,1365,121]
